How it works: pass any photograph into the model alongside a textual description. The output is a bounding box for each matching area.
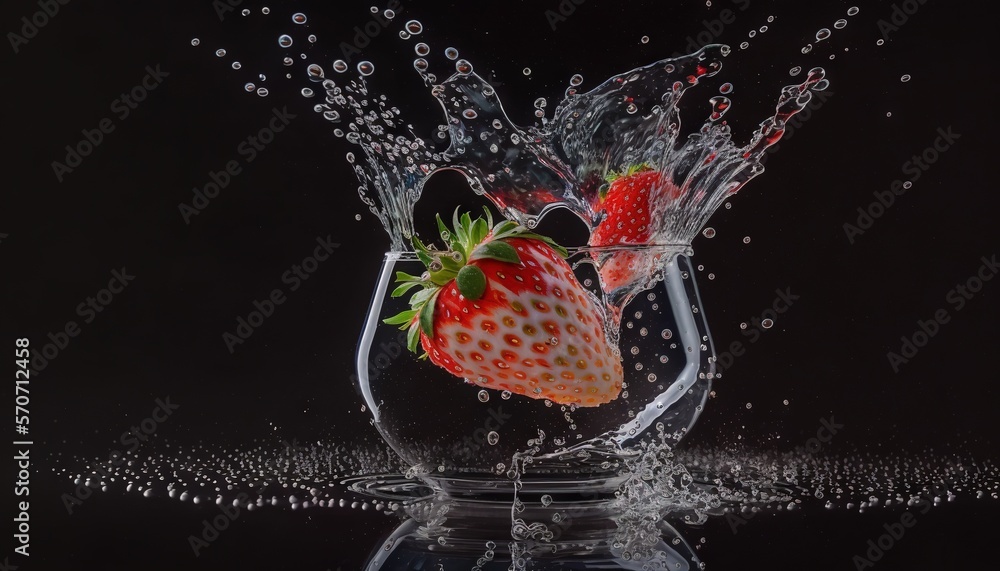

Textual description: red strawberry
[384,210,623,407]
[588,165,681,291]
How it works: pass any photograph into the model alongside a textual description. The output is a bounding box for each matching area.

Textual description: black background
[4,0,998,569]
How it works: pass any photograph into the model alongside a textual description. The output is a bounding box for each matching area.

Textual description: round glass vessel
[354,246,716,479]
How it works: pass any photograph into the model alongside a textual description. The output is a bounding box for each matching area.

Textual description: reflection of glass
[351,473,702,569]
[354,246,715,477]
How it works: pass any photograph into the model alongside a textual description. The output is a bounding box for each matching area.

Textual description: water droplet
[746,402,753,409]
[231,61,241,70]
[333,59,348,73]
[413,58,428,72]
[261,7,270,15]
[215,49,226,57]
[876,39,885,46]
[307,64,324,79]
[847,6,860,16]
[759,25,768,33]
[190,38,200,47]
[816,28,831,41]
[783,399,790,405]
[406,20,423,34]
[570,73,583,86]
[739,41,749,50]
[789,66,801,76]
[384,9,395,20]
[801,44,812,54]
[278,35,293,48]
[834,19,847,29]
[661,329,672,340]
[244,82,255,92]
[358,61,375,76]
[308,34,317,43]
[256,87,269,97]
[748,30,756,38]
[355,214,362,221]
[702,227,716,238]
[283,57,294,66]
[242,8,250,16]
[902,181,912,189]
[292,13,307,24]
[641,35,650,44]
[886,111,892,118]
[463,109,478,119]
[415,43,430,56]
[501,390,512,400]
[445,47,459,60]
[455,59,473,75]
[626,103,638,114]
[719,82,733,94]
[487,432,500,446]
[477,390,489,402]
[301,88,314,98]
[761,318,773,329]
[900,74,911,82]
[523,67,531,76]
[743,236,751,244]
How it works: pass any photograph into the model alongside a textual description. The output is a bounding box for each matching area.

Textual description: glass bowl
[353,246,715,480]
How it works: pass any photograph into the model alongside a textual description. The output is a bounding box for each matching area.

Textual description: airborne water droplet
[816,28,831,41]
[358,61,375,76]
[802,44,812,54]
[761,318,773,329]
[244,82,255,92]
[900,74,911,82]
[834,19,847,29]
[523,67,532,76]
[847,6,860,16]
[190,38,200,47]
[487,432,500,446]
[445,47,459,60]
[570,74,583,86]
[789,66,801,76]
[702,227,716,238]
[278,35,293,48]
[256,87,268,97]
[231,61,241,70]
[641,35,650,44]
[405,20,423,35]
[333,60,348,73]
[415,43,430,56]
[292,13,307,24]
[215,49,226,57]
[301,88,314,98]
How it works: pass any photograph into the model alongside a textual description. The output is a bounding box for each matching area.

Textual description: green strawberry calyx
[382,207,568,355]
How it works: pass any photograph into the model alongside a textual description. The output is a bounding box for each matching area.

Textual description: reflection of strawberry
[385,210,623,407]
[588,164,680,290]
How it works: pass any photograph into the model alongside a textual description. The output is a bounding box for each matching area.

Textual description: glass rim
[385,243,693,261]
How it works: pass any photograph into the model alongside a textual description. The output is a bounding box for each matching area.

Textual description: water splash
[315,42,825,252]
